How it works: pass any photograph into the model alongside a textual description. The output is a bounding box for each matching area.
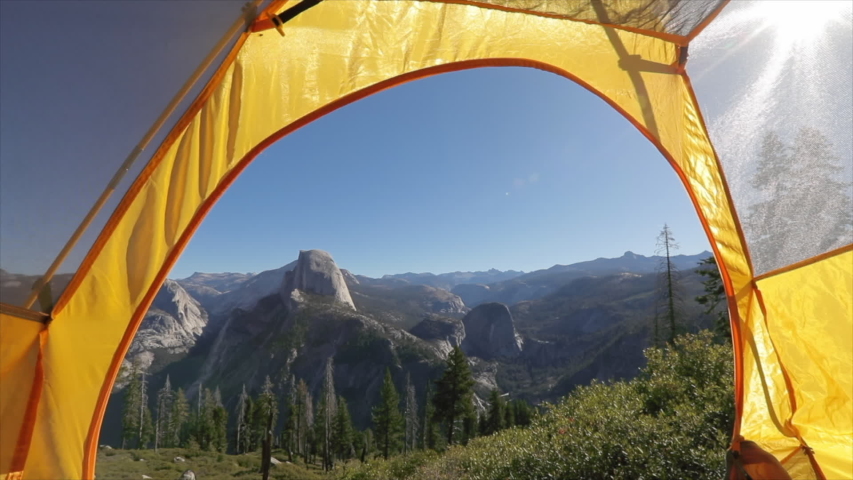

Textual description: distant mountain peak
[281,250,356,310]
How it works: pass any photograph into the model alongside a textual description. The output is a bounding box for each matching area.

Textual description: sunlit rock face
[115,280,209,389]
[132,280,208,353]
[396,285,469,316]
[461,302,523,359]
[281,250,356,311]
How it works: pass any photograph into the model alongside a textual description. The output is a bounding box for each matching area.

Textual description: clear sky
[6,0,780,280]
[174,67,711,278]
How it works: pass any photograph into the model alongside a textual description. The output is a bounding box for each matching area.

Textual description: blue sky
[177,67,711,278]
[0,1,716,279]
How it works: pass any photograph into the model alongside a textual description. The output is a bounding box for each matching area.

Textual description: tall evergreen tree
[695,256,729,343]
[503,402,515,429]
[485,389,505,435]
[423,382,438,451]
[138,370,153,449]
[372,368,403,459]
[332,396,354,461]
[169,388,190,447]
[360,428,374,463]
[235,384,251,453]
[155,375,173,450]
[195,387,219,450]
[282,375,297,461]
[257,376,278,480]
[477,411,488,436]
[403,373,419,453]
[510,399,533,427]
[211,387,228,452]
[319,358,337,470]
[461,400,478,445]
[433,346,475,446]
[295,379,314,462]
[121,362,153,449]
[654,224,682,345]
[120,362,142,449]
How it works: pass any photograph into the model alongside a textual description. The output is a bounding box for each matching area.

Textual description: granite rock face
[116,280,209,387]
[281,250,355,310]
[398,285,469,316]
[409,315,466,356]
[461,302,523,359]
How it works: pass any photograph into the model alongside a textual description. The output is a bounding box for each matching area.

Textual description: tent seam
[753,243,853,283]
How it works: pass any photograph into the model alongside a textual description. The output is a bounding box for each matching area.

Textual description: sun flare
[755,0,852,45]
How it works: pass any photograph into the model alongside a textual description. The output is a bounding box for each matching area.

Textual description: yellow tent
[1,1,850,478]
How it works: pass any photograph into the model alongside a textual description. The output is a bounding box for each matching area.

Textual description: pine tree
[360,428,374,462]
[654,224,682,345]
[433,346,475,446]
[121,362,141,449]
[403,373,419,453]
[196,387,219,450]
[235,384,251,453]
[138,370,153,449]
[372,368,403,459]
[211,387,228,452]
[695,256,729,343]
[155,375,174,450]
[503,402,515,429]
[121,362,153,449]
[257,376,278,480]
[332,396,354,461]
[139,398,154,449]
[169,388,190,447]
[250,391,266,452]
[295,379,313,462]
[190,385,206,449]
[318,358,337,470]
[313,395,329,468]
[423,382,438,451]
[282,375,297,460]
[485,389,505,435]
[510,399,533,427]
[461,400,478,445]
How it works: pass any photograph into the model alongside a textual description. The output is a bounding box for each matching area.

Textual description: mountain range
[0,249,715,446]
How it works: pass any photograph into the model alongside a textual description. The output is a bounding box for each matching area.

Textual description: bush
[336,331,733,480]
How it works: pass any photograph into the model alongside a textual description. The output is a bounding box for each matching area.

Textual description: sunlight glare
[756,0,852,45]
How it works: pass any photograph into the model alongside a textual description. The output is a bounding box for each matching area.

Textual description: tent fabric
[748,246,853,480]
[0,1,849,479]
[442,0,730,38]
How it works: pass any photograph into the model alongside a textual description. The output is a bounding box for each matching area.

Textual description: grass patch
[96,447,327,480]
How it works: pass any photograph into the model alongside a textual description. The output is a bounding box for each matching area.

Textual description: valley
[85,248,714,446]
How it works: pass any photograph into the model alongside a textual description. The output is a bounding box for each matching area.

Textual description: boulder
[174,456,185,462]
[179,470,196,480]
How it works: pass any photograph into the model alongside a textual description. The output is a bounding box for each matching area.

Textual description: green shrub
[336,331,733,480]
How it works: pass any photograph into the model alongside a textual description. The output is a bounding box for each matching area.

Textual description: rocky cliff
[461,303,523,359]
[281,250,355,310]
[409,315,466,356]
[117,280,209,386]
